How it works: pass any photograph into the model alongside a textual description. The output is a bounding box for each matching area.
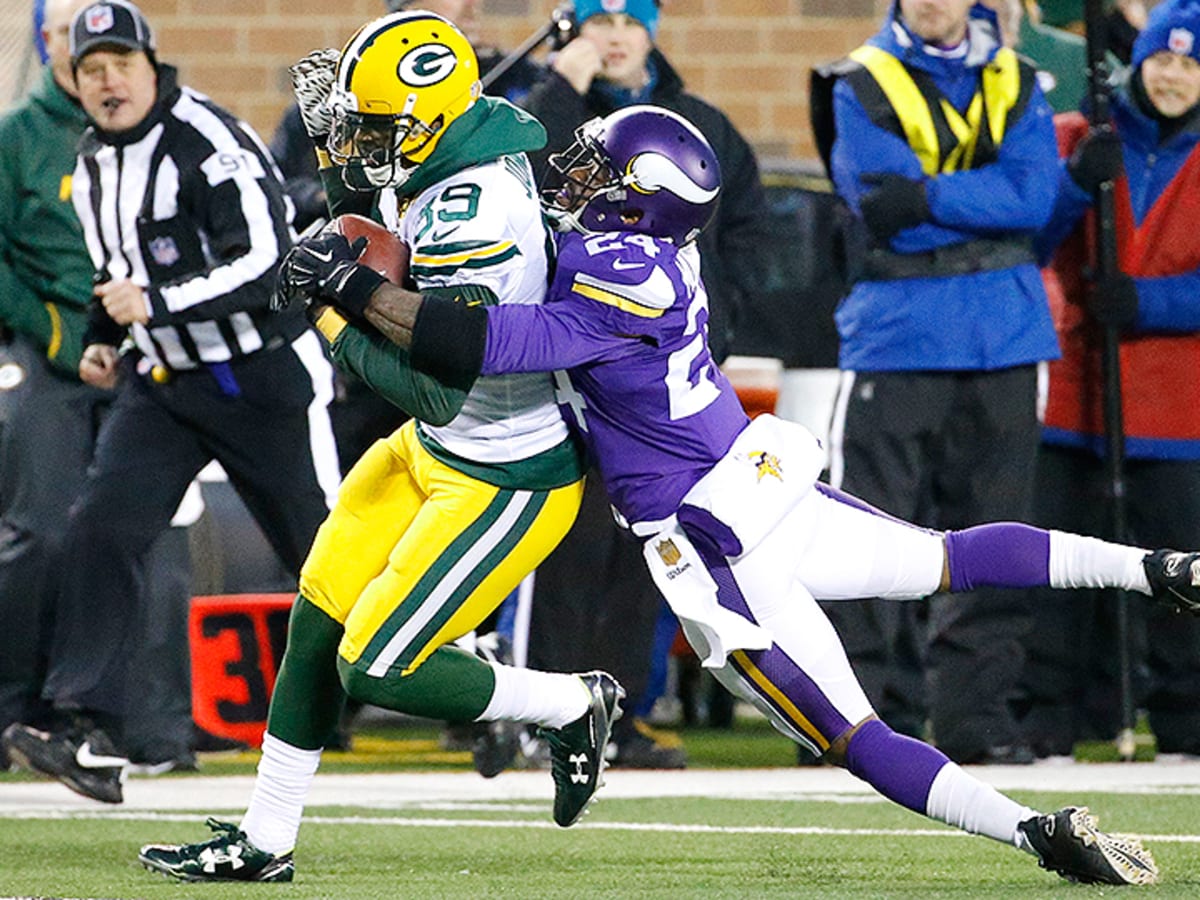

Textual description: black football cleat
[2,721,126,804]
[1144,550,1200,615]
[1019,806,1158,885]
[539,670,624,827]
[139,818,294,882]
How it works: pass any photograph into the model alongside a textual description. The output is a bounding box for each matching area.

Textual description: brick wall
[133,0,890,164]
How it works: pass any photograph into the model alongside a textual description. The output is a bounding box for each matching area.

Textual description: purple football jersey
[481,229,749,524]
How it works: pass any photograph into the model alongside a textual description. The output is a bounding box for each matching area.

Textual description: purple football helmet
[545,105,721,245]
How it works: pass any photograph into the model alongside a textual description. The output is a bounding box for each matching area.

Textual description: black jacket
[522,49,768,362]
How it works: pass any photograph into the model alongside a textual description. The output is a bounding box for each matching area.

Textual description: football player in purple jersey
[282,104,1199,886]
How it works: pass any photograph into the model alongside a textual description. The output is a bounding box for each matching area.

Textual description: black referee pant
[0,335,189,761]
[42,334,338,731]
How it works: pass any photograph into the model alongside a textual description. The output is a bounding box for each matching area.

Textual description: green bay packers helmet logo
[397,43,458,87]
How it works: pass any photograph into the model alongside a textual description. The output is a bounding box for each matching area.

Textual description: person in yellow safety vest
[808,0,1061,766]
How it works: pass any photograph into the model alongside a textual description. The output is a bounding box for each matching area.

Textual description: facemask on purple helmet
[544,105,721,245]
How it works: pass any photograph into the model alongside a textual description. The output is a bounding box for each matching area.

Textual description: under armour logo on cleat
[569,752,590,784]
[200,845,245,873]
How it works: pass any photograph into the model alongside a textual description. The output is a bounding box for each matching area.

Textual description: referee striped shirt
[72,66,300,371]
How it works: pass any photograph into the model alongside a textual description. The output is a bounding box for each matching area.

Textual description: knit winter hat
[574,0,659,40]
[1132,0,1200,69]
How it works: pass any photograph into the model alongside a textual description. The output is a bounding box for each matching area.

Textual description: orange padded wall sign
[189,594,294,748]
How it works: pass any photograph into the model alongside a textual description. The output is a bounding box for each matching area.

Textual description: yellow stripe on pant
[300,420,583,676]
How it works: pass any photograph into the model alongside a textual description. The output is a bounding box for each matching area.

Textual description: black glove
[1088,271,1139,328]
[859,173,931,242]
[1068,129,1123,193]
[273,232,384,319]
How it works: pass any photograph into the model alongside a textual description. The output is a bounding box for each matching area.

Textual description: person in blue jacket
[817,0,1062,764]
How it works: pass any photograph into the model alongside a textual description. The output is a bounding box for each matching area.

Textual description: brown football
[327,213,411,286]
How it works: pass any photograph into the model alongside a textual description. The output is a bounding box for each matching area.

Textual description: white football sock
[239,732,321,855]
[477,664,590,728]
[1048,531,1151,594]
[925,761,1037,847]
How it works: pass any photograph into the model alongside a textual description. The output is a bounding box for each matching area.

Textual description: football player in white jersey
[138,12,621,883]
[276,104,1195,887]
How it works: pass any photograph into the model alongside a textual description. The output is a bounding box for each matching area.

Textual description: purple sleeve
[480,300,626,375]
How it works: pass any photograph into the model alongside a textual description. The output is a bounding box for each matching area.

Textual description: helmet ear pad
[328,10,481,184]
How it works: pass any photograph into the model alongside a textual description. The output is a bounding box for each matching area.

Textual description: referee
[2,0,339,804]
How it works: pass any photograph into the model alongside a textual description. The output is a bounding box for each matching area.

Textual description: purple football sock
[844,719,949,814]
[945,523,1050,592]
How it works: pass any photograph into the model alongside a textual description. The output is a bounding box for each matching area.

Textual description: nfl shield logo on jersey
[149,236,180,267]
[656,538,682,566]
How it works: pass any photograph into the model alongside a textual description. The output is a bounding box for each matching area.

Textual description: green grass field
[2,720,1198,898]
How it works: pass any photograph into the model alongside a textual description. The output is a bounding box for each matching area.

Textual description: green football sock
[264,596,347,750]
[339,644,496,722]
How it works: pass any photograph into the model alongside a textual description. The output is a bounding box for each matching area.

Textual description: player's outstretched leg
[840,719,1159,885]
[539,670,625,827]
[1019,807,1159,885]
[1143,549,1200,614]
[139,817,295,883]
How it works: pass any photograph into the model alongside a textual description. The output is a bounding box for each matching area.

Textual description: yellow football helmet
[327,11,481,190]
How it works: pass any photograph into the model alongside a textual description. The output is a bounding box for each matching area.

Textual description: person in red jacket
[1024,0,1200,759]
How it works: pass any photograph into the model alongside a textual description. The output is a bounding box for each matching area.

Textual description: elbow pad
[410,295,488,392]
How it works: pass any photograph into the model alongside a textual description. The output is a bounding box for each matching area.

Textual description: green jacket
[1018,17,1091,114]
[0,68,94,373]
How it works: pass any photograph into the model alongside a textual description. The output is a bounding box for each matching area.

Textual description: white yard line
[1,760,1199,815]
[2,809,1200,845]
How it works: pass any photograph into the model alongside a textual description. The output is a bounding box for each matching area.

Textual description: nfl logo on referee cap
[85,5,115,33]
[71,1,157,66]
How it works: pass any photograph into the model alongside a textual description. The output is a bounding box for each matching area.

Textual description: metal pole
[1083,0,1136,762]
[481,2,576,91]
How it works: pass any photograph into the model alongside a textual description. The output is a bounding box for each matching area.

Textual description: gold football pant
[300,420,583,677]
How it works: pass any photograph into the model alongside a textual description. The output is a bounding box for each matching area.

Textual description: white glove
[289,48,341,141]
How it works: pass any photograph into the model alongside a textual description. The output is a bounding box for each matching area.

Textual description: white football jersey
[380,154,568,464]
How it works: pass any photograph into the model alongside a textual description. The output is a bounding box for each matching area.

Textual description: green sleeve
[330,322,468,426]
[0,259,50,339]
[0,151,53,350]
[320,167,376,219]
[0,253,87,375]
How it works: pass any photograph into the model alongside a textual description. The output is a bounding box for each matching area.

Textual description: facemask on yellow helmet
[327,11,481,191]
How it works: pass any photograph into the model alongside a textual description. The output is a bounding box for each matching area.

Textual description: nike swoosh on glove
[273,232,384,319]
